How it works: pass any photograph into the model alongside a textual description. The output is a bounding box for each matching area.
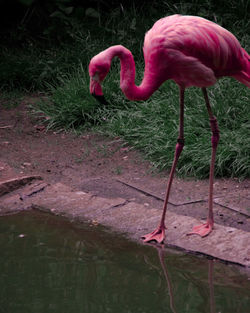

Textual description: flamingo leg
[142,86,185,243]
[188,88,220,237]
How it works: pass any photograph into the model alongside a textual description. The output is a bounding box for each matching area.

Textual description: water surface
[0,211,249,313]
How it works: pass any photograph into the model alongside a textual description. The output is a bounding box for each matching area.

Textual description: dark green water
[0,211,249,313]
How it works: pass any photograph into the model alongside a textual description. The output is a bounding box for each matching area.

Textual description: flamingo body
[144,15,249,87]
[89,15,250,243]
[89,14,250,99]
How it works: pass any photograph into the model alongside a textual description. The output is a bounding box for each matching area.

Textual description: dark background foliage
[1,0,249,46]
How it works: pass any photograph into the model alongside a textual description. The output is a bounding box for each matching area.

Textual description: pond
[0,211,249,313]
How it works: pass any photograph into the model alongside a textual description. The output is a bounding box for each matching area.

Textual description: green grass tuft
[96,77,250,179]
[34,65,103,130]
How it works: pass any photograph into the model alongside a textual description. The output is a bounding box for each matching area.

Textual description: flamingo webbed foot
[142,225,166,244]
[187,221,213,237]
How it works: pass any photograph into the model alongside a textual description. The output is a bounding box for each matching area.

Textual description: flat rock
[0,181,48,215]
[29,183,250,267]
[32,183,127,220]
[214,189,250,217]
[0,175,42,196]
[116,177,206,205]
[117,177,250,207]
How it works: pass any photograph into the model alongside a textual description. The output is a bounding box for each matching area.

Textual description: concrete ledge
[28,183,250,267]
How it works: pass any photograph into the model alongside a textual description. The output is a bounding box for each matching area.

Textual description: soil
[0,95,249,232]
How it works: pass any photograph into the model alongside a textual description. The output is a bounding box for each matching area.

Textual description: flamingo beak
[90,73,109,105]
[92,94,109,105]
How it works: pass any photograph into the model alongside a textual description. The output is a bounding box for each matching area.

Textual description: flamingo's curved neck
[106,45,162,101]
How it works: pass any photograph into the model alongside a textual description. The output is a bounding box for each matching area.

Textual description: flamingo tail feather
[232,49,250,87]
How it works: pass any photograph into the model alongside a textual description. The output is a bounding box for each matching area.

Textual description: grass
[36,61,249,178]
[97,78,250,178]
[1,1,250,179]
[34,65,101,130]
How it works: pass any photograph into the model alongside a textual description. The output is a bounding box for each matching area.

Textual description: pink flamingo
[89,14,250,243]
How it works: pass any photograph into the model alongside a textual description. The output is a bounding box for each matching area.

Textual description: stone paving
[1,174,250,267]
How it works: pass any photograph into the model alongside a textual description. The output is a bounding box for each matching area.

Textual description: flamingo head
[89,53,111,105]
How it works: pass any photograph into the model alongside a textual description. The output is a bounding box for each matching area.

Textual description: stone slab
[28,183,250,267]
[117,178,208,205]
[214,189,250,217]
[0,175,42,196]
[0,180,47,215]
[117,177,250,208]
[32,183,127,221]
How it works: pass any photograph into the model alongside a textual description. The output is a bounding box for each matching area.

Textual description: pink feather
[89,14,250,100]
